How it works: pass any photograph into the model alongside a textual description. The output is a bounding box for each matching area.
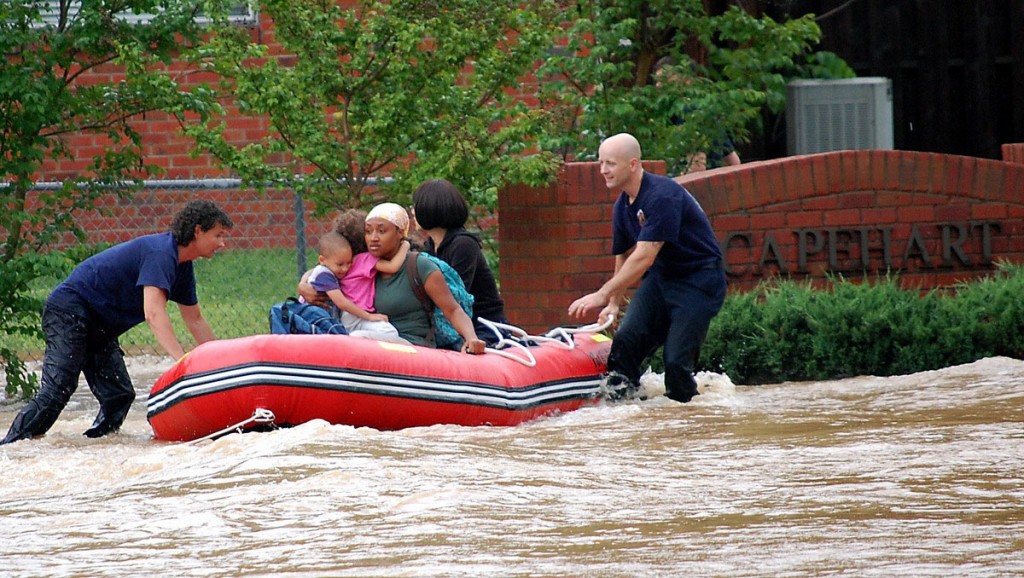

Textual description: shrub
[693,264,1024,385]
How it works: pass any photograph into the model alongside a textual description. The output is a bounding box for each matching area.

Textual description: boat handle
[188,407,277,444]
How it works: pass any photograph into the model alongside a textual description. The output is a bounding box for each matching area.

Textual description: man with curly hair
[0,199,233,445]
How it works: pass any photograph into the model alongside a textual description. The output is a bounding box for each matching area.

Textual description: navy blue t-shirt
[48,232,197,336]
[611,172,721,277]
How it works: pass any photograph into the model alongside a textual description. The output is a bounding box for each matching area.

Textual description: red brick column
[498,161,664,333]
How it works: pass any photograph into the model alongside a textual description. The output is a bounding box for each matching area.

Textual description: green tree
[539,0,853,171]
[186,0,563,215]
[0,0,215,398]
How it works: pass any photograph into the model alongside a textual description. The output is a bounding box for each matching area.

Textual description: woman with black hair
[412,179,511,344]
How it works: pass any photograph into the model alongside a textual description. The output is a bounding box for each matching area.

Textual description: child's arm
[325,288,389,322]
[375,239,410,274]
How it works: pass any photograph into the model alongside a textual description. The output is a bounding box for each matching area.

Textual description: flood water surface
[1,356,1022,577]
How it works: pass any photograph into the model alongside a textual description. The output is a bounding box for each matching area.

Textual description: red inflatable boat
[147,331,612,442]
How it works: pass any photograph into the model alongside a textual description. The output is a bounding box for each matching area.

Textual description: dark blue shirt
[611,172,721,277]
[48,233,197,336]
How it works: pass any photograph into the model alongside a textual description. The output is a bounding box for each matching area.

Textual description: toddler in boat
[303,219,408,342]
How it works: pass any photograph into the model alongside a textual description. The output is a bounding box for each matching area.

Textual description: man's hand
[597,303,620,327]
[685,151,708,174]
[568,291,609,321]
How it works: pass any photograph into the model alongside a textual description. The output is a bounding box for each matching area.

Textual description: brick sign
[684,150,1024,291]
[499,148,1024,332]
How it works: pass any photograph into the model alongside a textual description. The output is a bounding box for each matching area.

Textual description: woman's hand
[297,270,329,307]
[422,269,485,354]
[461,338,486,355]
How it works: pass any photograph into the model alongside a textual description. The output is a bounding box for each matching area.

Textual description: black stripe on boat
[146,362,602,418]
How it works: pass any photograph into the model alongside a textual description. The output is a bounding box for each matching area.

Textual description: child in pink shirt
[302,209,410,342]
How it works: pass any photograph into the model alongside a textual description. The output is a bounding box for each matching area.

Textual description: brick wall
[499,149,1024,333]
[1004,143,1024,166]
[34,9,545,184]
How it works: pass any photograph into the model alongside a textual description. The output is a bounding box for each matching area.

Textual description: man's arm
[179,302,216,346]
[143,286,187,360]
[600,241,662,296]
[568,241,663,321]
[598,253,629,323]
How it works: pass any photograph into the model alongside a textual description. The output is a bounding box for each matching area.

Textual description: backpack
[269,297,348,335]
[406,251,475,350]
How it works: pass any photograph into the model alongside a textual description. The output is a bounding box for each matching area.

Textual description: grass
[9,240,503,360]
[10,248,314,358]
[121,248,313,353]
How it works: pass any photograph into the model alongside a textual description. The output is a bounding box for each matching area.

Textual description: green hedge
[695,262,1024,384]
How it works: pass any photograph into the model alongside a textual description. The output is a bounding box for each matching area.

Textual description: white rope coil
[479,317,613,367]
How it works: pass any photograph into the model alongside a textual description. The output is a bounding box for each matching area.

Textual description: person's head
[412,179,469,231]
[364,202,409,260]
[651,55,693,87]
[317,231,354,279]
[332,208,369,255]
[171,199,233,258]
[598,133,643,193]
[652,55,674,87]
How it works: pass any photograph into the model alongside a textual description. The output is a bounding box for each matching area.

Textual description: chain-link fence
[18,179,341,362]
[13,176,508,365]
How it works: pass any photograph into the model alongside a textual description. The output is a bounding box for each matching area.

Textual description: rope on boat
[479,317,613,367]
[188,407,277,444]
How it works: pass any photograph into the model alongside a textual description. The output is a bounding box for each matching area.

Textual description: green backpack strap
[405,251,436,342]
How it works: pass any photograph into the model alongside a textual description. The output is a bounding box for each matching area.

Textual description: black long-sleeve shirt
[424,229,507,324]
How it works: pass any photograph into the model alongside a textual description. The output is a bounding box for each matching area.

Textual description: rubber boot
[0,401,64,445]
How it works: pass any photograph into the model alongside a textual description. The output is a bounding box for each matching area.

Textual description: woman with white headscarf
[301,203,486,354]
